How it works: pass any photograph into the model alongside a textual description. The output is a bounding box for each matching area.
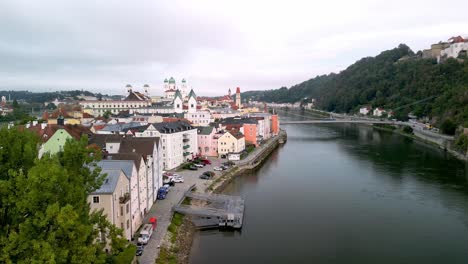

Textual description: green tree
[0,130,133,263]
[440,119,457,135]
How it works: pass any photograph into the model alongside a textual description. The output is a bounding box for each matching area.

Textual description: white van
[137,224,153,244]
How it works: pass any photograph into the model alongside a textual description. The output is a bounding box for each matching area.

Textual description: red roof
[236,87,241,93]
[163,117,191,123]
[82,112,94,118]
[449,36,465,43]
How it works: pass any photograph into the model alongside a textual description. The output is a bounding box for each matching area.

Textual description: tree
[440,119,457,135]
[0,130,133,263]
[103,110,112,119]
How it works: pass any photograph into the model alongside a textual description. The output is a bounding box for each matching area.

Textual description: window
[127,220,130,229]
[120,206,124,216]
[93,196,99,203]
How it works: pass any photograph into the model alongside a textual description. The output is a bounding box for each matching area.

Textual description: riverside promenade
[139,131,286,264]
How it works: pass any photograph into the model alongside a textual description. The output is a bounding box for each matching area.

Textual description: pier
[173,185,245,229]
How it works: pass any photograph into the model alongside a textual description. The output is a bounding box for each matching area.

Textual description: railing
[119,192,130,204]
[183,138,190,142]
[183,152,190,156]
[183,145,190,149]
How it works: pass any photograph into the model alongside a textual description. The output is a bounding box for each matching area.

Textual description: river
[189,114,468,264]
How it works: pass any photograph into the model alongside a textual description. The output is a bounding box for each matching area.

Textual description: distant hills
[0,90,116,104]
[242,44,468,126]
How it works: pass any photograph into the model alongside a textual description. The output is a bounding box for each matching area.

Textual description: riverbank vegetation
[0,128,135,263]
[242,44,468,129]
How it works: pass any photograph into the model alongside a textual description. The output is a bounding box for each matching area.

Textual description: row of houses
[359,106,392,117]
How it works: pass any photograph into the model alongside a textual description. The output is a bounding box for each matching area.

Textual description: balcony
[183,138,190,143]
[183,152,190,156]
[119,192,130,204]
[183,145,190,149]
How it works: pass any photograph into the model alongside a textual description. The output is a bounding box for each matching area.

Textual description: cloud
[0,0,467,96]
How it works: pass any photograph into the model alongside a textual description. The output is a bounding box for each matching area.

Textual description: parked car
[200,159,212,165]
[137,224,153,244]
[136,245,144,256]
[188,165,198,170]
[214,166,223,171]
[203,171,215,177]
[172,176,184,183]
[194,163,204,168]
[199,174,211,180]
[157,186,169,199]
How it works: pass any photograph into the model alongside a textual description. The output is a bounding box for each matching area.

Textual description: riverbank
[372,124,467,162]
[156,131,287,264]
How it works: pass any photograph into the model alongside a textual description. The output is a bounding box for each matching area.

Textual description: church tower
[228,88,231,97]
[173,89,183,113]
[188,89,197,113]
[181,78,188,98]
[236,87,241,108]
[163,78,169,90]
[144,84,150,97]
[126,84,132,94]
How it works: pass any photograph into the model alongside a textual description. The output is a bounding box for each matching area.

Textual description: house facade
[97,160,140,239]
[88,169,132,241]
[197,126,218,157]
[217,131,245,157]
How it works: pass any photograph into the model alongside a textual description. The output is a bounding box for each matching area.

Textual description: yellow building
[217,130,245,157]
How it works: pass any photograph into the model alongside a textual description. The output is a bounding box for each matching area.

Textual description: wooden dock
[172,185,245,229]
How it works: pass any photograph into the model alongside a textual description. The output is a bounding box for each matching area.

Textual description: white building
[80,86,151,116]
[184,111,213,126]
[441,36,468,59]
[134,122,198,170]
[373,107,386,117]
[359,106,372,115]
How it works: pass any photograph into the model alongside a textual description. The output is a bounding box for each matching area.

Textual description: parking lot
[138,157,230,264]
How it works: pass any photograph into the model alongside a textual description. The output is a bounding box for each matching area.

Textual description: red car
[200,159,211,165]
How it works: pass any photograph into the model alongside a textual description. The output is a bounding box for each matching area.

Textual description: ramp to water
[173,185,245,229]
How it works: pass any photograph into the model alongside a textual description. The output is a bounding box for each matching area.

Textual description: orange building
[271,114,279,135]
[243,123,258,146]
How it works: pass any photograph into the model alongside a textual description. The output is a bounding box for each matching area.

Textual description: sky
[1,0,467,96]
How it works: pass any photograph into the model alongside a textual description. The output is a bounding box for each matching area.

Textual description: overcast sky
[1,0,467,96]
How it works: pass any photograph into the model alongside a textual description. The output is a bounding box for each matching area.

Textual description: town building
[97,160,140,239]
[79,85,152,116]
[373,107,386,117]
[359,106,372,115]
[88,169,132,241]
[217,130,245,157]
[197,126,219,157]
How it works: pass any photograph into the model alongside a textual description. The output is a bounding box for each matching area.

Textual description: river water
[190,114,468,264]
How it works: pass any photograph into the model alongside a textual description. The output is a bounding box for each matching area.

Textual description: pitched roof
[92,169,123,194]
[188,89,197,99]
[124,91,148,101]
[26,124,91,143]
[153,121,194,134]
[118,137,160,155]
[107,153,144,168]
[97,160,134,180]
[88,134,123,149]
[197,126,214,135]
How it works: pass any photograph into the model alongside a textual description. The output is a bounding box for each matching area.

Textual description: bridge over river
[281,119,404,125]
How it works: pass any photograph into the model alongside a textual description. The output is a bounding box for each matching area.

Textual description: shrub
[402,125,413,134]
[441,119,456,135]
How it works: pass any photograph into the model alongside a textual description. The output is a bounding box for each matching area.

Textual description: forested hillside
[243,44,468,126]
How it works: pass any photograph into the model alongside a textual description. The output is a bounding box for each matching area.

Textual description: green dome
[164,79,168,83]
[182,78,186,83]
[169,77,176,84]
